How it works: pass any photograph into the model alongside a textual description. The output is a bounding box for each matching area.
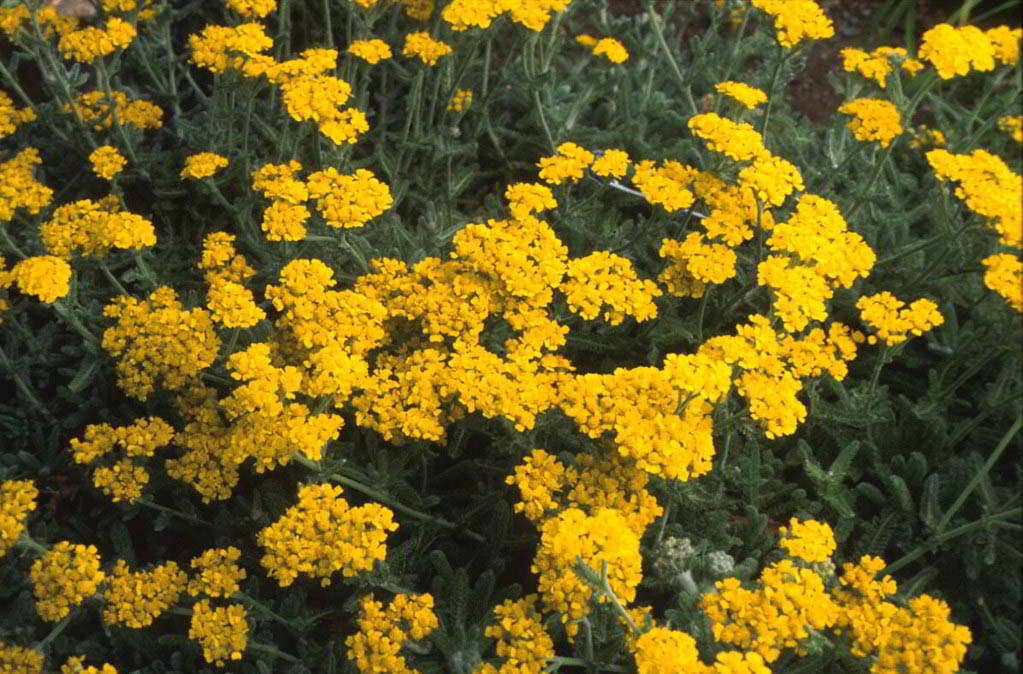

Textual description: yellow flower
[257,483,397,586]
[347,38,392,64]
[838,98,902,147]
[402,31,452,65]
[856,292,944,345]
[345,593,439,673]
[779,518,836,563]
[189,600,248,667]
[58,18,136,63]
[206,278,265,328]
[537,142,595,184]
[102,287,221,399]
[592,37,629,63]
[560,251,661,325]
[10,256,71,303]
[999,115,1023,143]
[0,148,53,222]
[61,656,118,674]
[306,167,393,228]
[478,596,553,673]
[751,0,833,48]
[631,627,704,674]
[632,160,697,212]
[0,90,35,139]
[189,23,273,74]
[102,560,188,627]
[261,200,310,241]
[0,643,44,674]
[986,25,1021,65]
[715,80,768,108]
[225,0,277,18]
[926,148,1021,248]
[591,148,630,178]
[688,112,765,162]
[982,253,1023,312]
[31,541,106,622]
[505,182,556,221]
[919,23,995,79]
[88,145,126,180]
[447,88,473,112]
[181,152,228,179]
[188,547,247,598]
[738,152,804,206]
[64,91,163,130]
[442,0,503,31]
[840,46,916,87]
[0,480,37,558]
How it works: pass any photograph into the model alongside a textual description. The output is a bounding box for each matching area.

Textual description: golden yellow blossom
[181,152,228,179]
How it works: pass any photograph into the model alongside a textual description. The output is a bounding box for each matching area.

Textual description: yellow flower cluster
[779,517,836,563]
[982,253,1023,312]
[840,46,923,87]
[1000,115,1023,142]
[0,479,37,557]
[225,0,277,17]
[0,148,52,222]
[442,0,570,32]
[102,560,188,627]
[102,287,221,399]
[927,148,1021,249]
[508,450,663,534]
[590,37,629,63]
[835,556,972,674]
[69,416,175,503]
[254,161,392,239]
[919,23,995,79]
[703,558,839,661]
[199,232,265,328]
[40,198,156,258]
[190,25,367,145]
[591,148,630,178]
[750,0,834,48]
[64,91,163,131]
[6,256,71,304]
[505,182,555,220]
[448,88,473,112]
[188,547,247,598]
[474,596,554,674]
[61,656,118,674]
[688,113,765,162]
[532,507,642,638]
[88,145,127,180]
[561,251,661,325]
[0,4,77,41]
[632,159,696,212]
[31,541,105,622]
[347,38,392,63]
[345,593,439,674]
[181,152,228,179]
[257,483,397,586]
[856,292,944,345]
[189,600,248,667]
[986,25,1022,66]
[715,80,768,109]
[402,31,452,65]
[0,91,35,139]
[0,642,44,674]
[57,17,136,63]
[838,98,903,147]
[537,142,594,184]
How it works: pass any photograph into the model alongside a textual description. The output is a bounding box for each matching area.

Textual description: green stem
[17,532,49,556]
[98,260,130,296]
[759,48,789,138]
[237,593,292,627]
[937,415,1022,533]
[135,497,212,527]
[52,300,100,348]
[546,656,625,673]
[599,561,637,632]
[36,614,73,650]
[867,345,891,395]
[0,344,54,422]
[646,3,697,116]
[247,641,301,664]
[884,507,1022,574]
[291,454,485,542]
